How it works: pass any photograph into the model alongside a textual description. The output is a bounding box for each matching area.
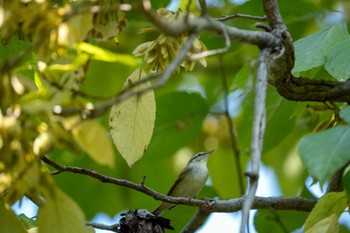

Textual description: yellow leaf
[0,201,27,233]
[37,187,85,233]
[72,120,115,167]
[109,69,156,166]
[305,214,339,233]
[304,192,347,230]
[84,226,95,233]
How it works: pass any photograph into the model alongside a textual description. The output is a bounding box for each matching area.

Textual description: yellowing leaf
[72,120,115,167]
[304,192,347,230]
[109,69,156,166]
[0,201,27,233]
[84,226,95,233]
[76,42,137,67]
[305,214,339,233]
[37,188,85,233]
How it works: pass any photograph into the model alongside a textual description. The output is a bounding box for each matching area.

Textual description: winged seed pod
[132,8,207,73]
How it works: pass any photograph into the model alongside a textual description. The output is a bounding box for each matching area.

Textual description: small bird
[152,150,213,216]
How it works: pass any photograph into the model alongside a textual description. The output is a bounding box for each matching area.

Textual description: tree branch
[262,0,286,30]
[140,0,276,47]
[42,157,317,214]
[86,222,119,232]
[181,209,209,233]
[217,13,266,22]
[54,32,198,118]
[241,49,270,233]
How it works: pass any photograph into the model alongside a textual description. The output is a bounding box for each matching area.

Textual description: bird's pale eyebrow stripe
[189,152,206,162]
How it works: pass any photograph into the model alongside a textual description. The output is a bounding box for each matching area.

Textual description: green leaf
[298,125,350,183]
[306,214,339,233]
[0,36,31,63]
[254,210,308,233]
[144,91,209,158]
[37,187,85,233]
[293,23,348,77]
[76,42,138,66]
[0,201,27,233]
[324,38,350,81]
[72,120,115,167]
[304,192,347,231]
[18,214,36,230]
[339,106,350,124]
[342,164,350,204]
[237,85,298,153]
[109,69,156,166]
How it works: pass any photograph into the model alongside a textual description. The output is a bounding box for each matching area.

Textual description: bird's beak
[208,149,215,155]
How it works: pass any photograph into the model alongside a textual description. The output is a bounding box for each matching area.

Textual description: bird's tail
[152,202,175,216]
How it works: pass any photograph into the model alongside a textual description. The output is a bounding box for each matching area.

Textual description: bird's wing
[166,169,187,196]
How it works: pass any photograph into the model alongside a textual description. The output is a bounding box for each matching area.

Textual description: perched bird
[152,150,213,216]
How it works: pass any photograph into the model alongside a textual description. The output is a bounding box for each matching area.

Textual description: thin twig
[218,55,245,195]
[217,13,266,22]
[41,157,318,214]
[240,49,270,233]
[86,222,119,232]
[54,33,198,119]
[41,156,207,208]
[189,23,230,60]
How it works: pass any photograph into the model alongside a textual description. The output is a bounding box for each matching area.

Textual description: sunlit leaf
[298,125,350,183]
[109,69,156,166]
[293,23,348,77]
[37,187,85,233]
[305,214,339,233]
[0,201,27,233]
[76,42,137,67]
[47,53,90,71]
[72,120,115,167]
[304,192,347,231]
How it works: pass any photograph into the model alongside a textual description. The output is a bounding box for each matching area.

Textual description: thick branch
[273,75,350,102]
[140,0,276,48]
[262,0,286,30]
